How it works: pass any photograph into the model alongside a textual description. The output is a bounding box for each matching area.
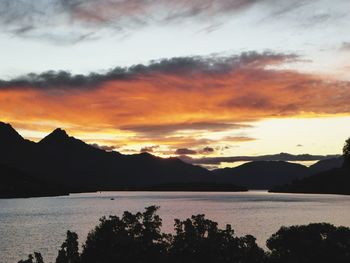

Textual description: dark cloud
[90,143,116,151]
[0,51,296,91]
[180,153,340,165]
[140,145,159,153]
[200,147,215,154]
[175,148,197,155]
[0,71,109,90]
[340,42,350,51]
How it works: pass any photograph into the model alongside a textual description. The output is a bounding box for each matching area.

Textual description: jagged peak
[51,128,69,137]
[0,121,15,131]
[40,128,70,144]
[0,121,24,141]
[0,121,10,127]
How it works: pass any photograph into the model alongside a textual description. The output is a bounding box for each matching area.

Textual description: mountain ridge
[213,158,344,189]
[213,161,310,189]
[0,122,218,195]
[0,122,344,197]
[269,166,350,195]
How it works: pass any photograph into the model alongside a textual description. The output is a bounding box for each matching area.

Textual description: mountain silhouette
[1,122,232,197]
[308,157,344,174]
[0,122,35,156]
[0,122,23,145]
[0,122,344,197]
[213,161,310,189]
[0,163,69,198]
[39,128,70,143]
[270,165,350,195]
[137,182,247,192]
[213,158,345,189]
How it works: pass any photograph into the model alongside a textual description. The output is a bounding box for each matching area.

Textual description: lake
[1,191,350,263]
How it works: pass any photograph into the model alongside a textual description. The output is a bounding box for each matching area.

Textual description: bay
[1,191,350,263]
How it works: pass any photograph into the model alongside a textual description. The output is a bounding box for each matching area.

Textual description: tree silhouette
[18,252,44,263]
[55,231,80,263]
[16,207,350,263]
[169,214,266,263]
[343,137,350,168]
[80,206,167,263]
[267,223,350,263]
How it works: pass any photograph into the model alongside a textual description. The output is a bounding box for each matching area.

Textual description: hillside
[0,164,69,198]
[213,161,310,189]
[270,167,350,195]
[308,157,344,174]
[137,182,248,192]
[0,122,245,197]
[1,121,344,197]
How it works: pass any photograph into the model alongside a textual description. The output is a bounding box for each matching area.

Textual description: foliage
[169,214,266,263]
[56,231,80,263]
[18,207,350,263]
[81,205,168,263]
[343,137,350,167]
[267,223,350,263]
[18,252,44,263]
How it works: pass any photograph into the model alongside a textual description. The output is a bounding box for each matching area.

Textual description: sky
[0,0,350,168]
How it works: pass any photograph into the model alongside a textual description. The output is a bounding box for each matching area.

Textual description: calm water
[1,191,350,263]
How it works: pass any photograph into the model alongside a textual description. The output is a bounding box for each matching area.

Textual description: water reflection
[1,191,350,263]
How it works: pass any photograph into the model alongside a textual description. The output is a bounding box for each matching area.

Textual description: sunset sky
[1,0,350,168]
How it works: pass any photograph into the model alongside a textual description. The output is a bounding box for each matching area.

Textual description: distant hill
[270,166,350,195]
[0,122,246,198]
[136,182,248,192]
[309,157,344,175]
[0,164,69,198]
[212,156,344,190]
[0,122,344,197]
[213,161,310,189]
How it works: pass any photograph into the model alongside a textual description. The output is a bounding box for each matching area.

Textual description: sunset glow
[1,0,350,168]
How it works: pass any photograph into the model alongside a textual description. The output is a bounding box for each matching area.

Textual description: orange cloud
[1,52,350,153]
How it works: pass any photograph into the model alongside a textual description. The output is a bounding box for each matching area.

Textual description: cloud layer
[0,0,333,43]
[0,52,295,90]
[0,0,259,42]
[1,51,350,154]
